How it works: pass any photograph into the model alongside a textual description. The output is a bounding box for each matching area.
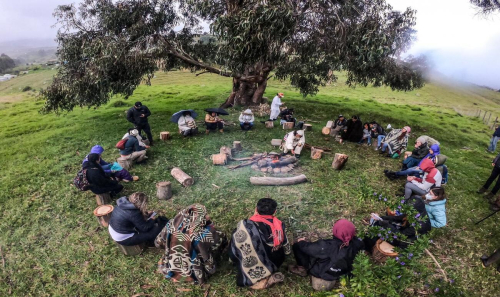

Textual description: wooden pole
[332,153,349,170]
[487,112,492,125]
[250,174,307,186]
[171,167,194,187]
[483,111,487,123]
[233,141,242,151]
[156,181,172,200]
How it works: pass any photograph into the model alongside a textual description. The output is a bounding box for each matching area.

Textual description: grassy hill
[0,70,499,296]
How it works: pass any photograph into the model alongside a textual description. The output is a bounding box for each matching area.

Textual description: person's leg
[367,135,371,145]
[395,168,422,177]
[381,143,389,152]
[141,123,153,145]
[292,243,311,268]
[248,122,254,130]
[377,135,385,147]
[488,136,499,152]
[118,222,166,247]
[404,182,427,199]
[240,122,245,130]
[217,121,224,132]
[490,169,500,195]
[294,145,303,156]
[483,249,500,266]
[110,183,124,197]
[131,150,147,163]
[483,167,500,190]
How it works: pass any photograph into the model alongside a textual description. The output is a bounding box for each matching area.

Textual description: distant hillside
[0,39,57,64]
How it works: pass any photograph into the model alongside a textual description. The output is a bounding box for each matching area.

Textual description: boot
[484,192,495,201]
[288,265,308,277]
[477,187,488,194]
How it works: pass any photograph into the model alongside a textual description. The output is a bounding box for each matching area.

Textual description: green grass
[0,70,499,296]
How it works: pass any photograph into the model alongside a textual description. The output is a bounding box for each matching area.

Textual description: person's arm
[143,106,151,118]
[238,114,244,122]
[493,153,500,164]
[295,240,330,260]
[285,134,294,149]
[130,211,155,233]
[250,115,254,123]
[126,108,135,124]
[132,138,146,152]
[205,114,216,123]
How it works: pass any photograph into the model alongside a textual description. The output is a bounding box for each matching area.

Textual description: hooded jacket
[82,145,111,173]
[410,143,429,160]
[412,159,442,191]
[239,110,255,123]
[342,119,363,142]
[425,199,447,228]
[285,131,305,150]
[126,105,151,125]
[108,197,155,235]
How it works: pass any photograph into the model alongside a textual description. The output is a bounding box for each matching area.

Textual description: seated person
[123,128,149,147]
[330,115,347,137]
[239,109,255,131]
[404,159,442,199]
[385,144,440,179]
[82,145,112,176]
[109,162,139,182]
[370,121,386,150]
[402,137,429,169]
[289,219,365,291]
[282,130,305,158]
[340,116,363,144]
[84,153,124,197]
[358,123,372,145]
[178,111,198,136]
[155,204,227,284]
[423,187,447,228]
[280,108,296,125]
[379,126,410,157]
[229,198,290,290]
[366,197,431,249]
[108,192,168,246]
[481,248,500,274]
[205,112,224,134]
[119,129,147,163]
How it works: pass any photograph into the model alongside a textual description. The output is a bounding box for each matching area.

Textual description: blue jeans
[240,122,253,130]
[403,157,421,170]
[381,143,389,152]
[377,135,385,147]
[359,136,371,145]
[395,167,423,177]
[489,136,499,152]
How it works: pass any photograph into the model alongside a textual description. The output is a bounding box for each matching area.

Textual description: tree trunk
[332,153,349,170]
[221,65,270,108]
[171,167,194,187]
[156,181,172,200]
[250,174,307,186]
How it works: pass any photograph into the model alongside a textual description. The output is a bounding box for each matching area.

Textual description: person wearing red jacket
[404,159,442,199]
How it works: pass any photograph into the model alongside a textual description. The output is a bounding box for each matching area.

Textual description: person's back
[120,136,142,155]
[109,196,153,235]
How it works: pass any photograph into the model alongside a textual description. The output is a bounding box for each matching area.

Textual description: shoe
[250,272,284,290]
[481,255,489,268]
[288,265,308,277]
[379,150,385,154]
[477,187,488,194]
[132,176,139,181]
[219,129,224,133]
[295,154,301,158]
[383,169,389,174]
[205,130,210,135]
[484,192,495,200]
[375,147,380,151]
[490,204,500,211]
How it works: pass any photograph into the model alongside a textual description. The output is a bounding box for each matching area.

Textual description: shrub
[109,100,128,107]
[22,86,33,92]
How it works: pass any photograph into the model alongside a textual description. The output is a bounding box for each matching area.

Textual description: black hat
[135,101,142,107]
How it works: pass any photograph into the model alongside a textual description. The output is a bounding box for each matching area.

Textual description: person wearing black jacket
[84,153,123,197]
[108,192,168,246]
[480,248,500,274]
[289,219,365,291]
[127,101,153,146]
[478,153,500,209]
[340,116,363,143]
[330,115,347,137]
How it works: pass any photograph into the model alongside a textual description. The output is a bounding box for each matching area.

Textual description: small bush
[411,107,422,111]
[22,86,33,92]
[109,100,128,107]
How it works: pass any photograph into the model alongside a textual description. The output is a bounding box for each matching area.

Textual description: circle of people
[78,94,480,292]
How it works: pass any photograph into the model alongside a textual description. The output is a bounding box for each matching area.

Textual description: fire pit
[250,153,298,174]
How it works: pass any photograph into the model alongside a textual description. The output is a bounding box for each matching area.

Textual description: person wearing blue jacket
[423,187,447,228]
[487,125,500,153]
[119,129,147,163]
[82,145,112,175]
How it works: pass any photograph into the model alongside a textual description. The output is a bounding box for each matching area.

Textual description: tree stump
[271,139,282,146]
[211,153,227,165]
[171,167,194,187]
[250,174,308,186]
[332,153,349,170]
[326,121,334,128]
[114,241,145,256]
[93,205,114,227]
[160,132,171,141]
[321,127,331,135]
[220,146,232,159]
[96,193,111,206]
[311,147,324,160]
[311,276,336,291]
[303,124,312,131]
[233,141,242,151]
[156,181,172,200]
[117,157,132,170]
[265,121,274,128]
[283,122,294,130]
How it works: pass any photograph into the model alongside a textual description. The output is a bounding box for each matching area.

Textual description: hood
[430,144,440,156]
[297,130,304,136]
[90,145,104,155]
[428,199,447,206]
[116,196,137,210]
[419,158,435,172]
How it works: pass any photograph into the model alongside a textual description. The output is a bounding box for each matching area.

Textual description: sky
[0,0,499,88]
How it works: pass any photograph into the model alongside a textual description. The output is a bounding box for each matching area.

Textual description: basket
[211,153,227,165]
[372,239,398,263]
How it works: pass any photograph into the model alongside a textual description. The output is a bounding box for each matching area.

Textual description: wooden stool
[171,167,194,187]
[271,139,282,146]
[265,121,274,128]
[233,141,242,151]
[311,147,324,159]
[303,124,312,131]
[283,122,294,130]
[160,132,171,141]
[156,181,172,200]
[311,276,336,291]
[96,193,111,205]
[114,241,145,256]
[321,127,331,135]
[332,153,348,170]
[326,121,334,128]
[93,205,114,227]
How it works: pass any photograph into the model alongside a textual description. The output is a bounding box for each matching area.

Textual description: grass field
[1,69,499,296]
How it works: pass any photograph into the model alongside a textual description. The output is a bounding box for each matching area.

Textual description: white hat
[243,109,253,115]
[297,130,304,136]
[130,129,139,136]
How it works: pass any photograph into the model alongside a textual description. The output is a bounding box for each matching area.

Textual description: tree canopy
[42,0,426,112]
[471,0,500,14]
[0,54,16,73]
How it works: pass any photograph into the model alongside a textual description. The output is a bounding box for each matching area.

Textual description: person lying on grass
[155,204,227,284]
[119,129,148,164]
[289,219,365,292]
[178,110,198,136]
[282,130,305,158]
[379,126,410,158]
[403,159,442,199]
[365,197,431,250]
[229,198,290,290]
[108,192,168,246]
[84,153,123,197]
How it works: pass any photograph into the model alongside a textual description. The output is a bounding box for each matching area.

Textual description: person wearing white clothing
[270,93,285,121]
[177,111,198,136]
[122,128,149,148]
[239,109,255,130]
[282,130,305,158]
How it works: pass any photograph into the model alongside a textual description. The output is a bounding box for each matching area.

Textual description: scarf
[332,219,356,249]
[249,210,284,248]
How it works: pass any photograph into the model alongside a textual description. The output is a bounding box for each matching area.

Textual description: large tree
[42,0,426,112]
[471,0,500,13]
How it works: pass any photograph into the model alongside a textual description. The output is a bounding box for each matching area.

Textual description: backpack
[74,169,90,191]
[116,138,127,150]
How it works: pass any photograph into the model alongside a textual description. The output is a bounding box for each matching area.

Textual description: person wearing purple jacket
[82,145,112,175]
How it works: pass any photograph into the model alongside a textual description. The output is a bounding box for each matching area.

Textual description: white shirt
[122,133,147,147]
[285,131,305,150]
[178,115,196,131]
[239,113,254,123]
[108,224,134,242]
